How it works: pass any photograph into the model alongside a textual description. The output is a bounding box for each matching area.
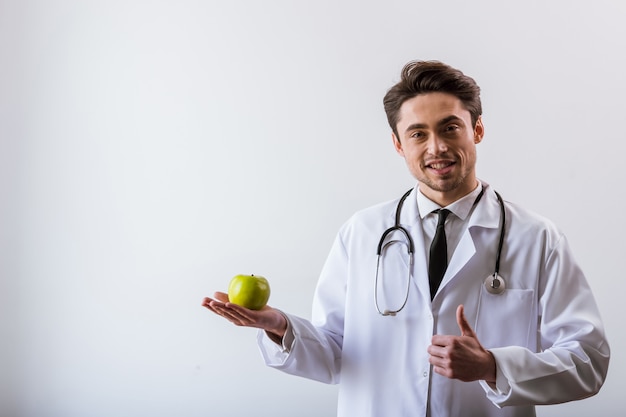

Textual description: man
[202,60,610,416]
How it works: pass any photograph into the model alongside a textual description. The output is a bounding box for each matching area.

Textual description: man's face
[392,92,484,206]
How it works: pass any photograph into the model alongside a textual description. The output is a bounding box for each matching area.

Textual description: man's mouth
[427,161,455,170]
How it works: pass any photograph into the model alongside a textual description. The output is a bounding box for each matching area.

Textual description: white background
[1,1,624,416]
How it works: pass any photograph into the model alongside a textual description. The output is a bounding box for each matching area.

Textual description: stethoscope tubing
[493,190,506,278]
[375,186,506,315]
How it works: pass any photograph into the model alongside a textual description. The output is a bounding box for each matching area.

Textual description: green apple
[227,274,271,310]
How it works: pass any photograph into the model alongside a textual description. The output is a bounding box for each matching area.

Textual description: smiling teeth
[430,163,451,169]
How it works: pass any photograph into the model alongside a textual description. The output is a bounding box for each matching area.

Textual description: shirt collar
[417,181,483,220]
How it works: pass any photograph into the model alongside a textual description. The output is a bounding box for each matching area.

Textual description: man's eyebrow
[403,115,464,133]
[438,115,464,126]
[404,122,428,133]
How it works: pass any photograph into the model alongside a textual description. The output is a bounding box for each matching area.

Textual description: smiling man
[392,91,483,207]
[202,60,610,417]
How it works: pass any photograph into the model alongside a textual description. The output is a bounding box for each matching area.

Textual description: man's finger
[214,291,229,302]
[456,304,476,338]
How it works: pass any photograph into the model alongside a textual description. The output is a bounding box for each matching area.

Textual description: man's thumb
[456,304,476,337]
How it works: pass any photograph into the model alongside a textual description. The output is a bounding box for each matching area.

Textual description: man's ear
[474,116,484,144]
[392,132,404,156]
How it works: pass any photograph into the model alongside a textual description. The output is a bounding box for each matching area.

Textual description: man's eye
[442,125,461,135]
[410,131,425,139]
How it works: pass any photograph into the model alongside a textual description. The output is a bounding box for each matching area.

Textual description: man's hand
[202,292,288,342]
[427,304,496,383]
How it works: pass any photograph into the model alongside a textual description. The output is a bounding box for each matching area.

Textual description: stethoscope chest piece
[484,274,506,295]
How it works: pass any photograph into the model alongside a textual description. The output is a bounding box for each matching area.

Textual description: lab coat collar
[397,180,501,231]
[417,182,484,222]
[464,180,502,230]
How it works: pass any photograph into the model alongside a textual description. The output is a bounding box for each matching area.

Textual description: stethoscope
[374,187,507,316]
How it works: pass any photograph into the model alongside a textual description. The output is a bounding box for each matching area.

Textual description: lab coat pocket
[474,286,534,349]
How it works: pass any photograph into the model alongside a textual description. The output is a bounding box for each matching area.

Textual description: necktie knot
[435,209,450,227]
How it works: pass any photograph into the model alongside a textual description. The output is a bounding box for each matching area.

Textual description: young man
[202,60,610,417]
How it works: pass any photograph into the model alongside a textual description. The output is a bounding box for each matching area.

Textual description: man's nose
[427,135,448,154]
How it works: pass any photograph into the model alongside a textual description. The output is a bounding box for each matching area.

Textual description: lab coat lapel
[438,187,502,293]
[442,230,476,283]
[397,187,432,302]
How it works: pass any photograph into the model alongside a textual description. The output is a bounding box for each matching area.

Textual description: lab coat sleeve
[256,229,348,384]
[480,234,610,406]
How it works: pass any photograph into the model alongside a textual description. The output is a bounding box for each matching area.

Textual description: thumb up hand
[427,305,496,383]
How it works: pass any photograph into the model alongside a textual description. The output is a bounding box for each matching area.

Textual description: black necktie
[429,209,450,300]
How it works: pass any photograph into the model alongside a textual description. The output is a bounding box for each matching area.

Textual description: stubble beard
[416,166,474,195]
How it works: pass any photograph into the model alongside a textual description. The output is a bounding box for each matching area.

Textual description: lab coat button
[423,371,428,377]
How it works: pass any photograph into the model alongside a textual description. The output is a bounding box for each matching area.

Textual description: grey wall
[1,1,624,416]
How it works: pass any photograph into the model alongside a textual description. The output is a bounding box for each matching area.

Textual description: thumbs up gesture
[427,305,497,383]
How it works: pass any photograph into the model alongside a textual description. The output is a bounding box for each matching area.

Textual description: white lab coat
[257,182,609,417]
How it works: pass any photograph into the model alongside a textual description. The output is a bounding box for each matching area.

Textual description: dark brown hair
[383,60,482,138]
